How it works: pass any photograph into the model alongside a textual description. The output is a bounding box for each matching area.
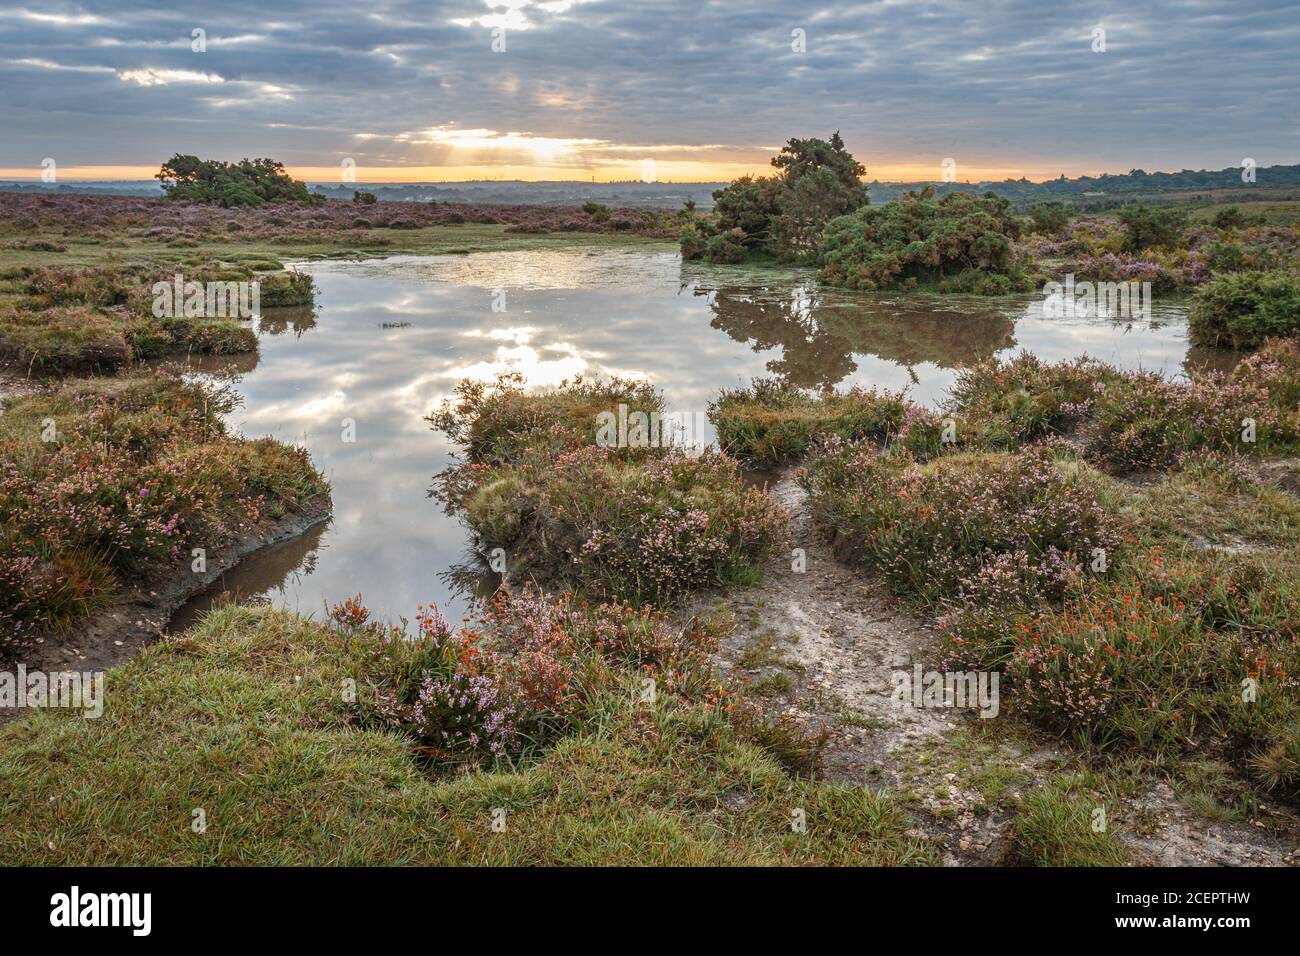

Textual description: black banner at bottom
[0,866,1280,941]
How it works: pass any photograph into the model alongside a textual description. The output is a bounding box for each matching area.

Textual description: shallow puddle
[169,247,1201,629]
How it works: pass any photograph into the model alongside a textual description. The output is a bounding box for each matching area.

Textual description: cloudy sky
[1,0,1297,183]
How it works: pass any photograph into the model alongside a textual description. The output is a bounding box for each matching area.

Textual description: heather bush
[451,446,785,605]
[428,371,666,465]
[947,353,1120,449]
[800,443,1117,611]
[0,373,327,644]
[1189,270,1300,348]
[1006,548,1300,786]
[1084,365,1294,471]
[710,378,918,465]
[361,589,729,763]
[947,343,1300,471]
[0,259,315,372]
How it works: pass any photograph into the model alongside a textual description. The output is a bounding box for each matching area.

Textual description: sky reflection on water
[170,248,1196,630]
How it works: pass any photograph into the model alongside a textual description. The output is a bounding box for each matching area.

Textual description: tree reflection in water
[688,267,1019,390]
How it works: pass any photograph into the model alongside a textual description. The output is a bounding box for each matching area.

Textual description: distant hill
[2,163,1296,210]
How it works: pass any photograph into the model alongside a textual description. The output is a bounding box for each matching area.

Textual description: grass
[0,261,299,372]
[0,221,675,274]
[0,603,935,866]
[1006,775,1129,866]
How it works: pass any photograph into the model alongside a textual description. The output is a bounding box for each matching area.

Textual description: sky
[0,0,1297,183]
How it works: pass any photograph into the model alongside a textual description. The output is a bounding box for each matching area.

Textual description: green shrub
[681,133,868,263]
[817,188,1029,292]
[1189,270,1300,348]
[257,270,315,307]
[1026,203,1071,236]
[156,154,320,207]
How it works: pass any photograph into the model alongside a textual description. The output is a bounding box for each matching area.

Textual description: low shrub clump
[710,378,927,465]
[432,374,786,605]
[447,446,785,606]
[359,589,729,764]
[427,371,665,465]
[1189,270,1300,348]
[946,338,1300,471]
[1005,547,1300,792]
[0,373,327,646]
[817,188,1037,293]
[800,442,1118,612]
[0,261,312,373]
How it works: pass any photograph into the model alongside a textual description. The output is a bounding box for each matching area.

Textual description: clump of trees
[817,187,1032,293]
[1026,203,1071,236]
[156,155,320,207]
[1116,203,1189,252]
[681,132,868,263]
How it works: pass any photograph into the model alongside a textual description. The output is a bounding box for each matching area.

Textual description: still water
[169,247,1200,629]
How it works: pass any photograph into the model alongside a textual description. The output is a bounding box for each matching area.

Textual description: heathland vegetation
[2,148,1299,866]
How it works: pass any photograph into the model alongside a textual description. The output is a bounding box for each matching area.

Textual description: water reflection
[695,278,1018,389]
[166,248,1200,631]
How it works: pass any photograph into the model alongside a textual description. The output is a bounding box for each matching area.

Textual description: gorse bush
[1116,203,1190,252]
[817,188,1034,293]
[1026,203,1072,236]
[1189,270,1300,348]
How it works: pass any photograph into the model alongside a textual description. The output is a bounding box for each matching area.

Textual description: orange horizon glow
[0,160,1134,185]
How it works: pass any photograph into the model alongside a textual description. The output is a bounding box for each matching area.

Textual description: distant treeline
[1,162,1297,209]
[868,164,1300,207]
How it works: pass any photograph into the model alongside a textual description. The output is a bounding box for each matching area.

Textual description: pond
[168,247,1204,630]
